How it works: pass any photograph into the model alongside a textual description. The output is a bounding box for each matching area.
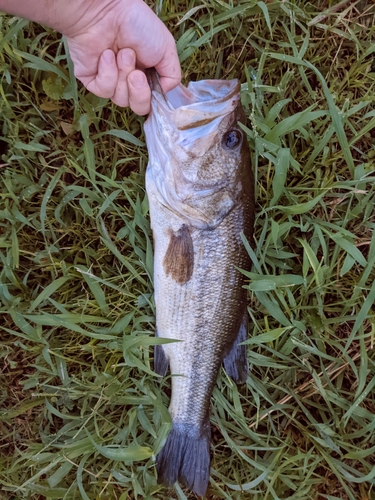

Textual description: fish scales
[154,207,251,417]
[144,69,254,496]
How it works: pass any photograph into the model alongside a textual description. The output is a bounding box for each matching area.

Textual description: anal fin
[223,313,248,384]
[154,344,169,376]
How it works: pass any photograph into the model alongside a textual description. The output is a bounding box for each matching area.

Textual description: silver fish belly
[144,69,254,496]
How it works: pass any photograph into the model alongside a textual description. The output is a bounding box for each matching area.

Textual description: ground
[0,1,375,499]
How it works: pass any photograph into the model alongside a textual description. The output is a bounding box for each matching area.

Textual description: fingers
[127,70,151,115]
[112,48,136,107]
[112,49,151,115]
[112,49,151,114]
[114,34,180,114]
[154,33,181,94]
[73,42,179,116]
[78,47,151,114]
[123,34,180,115]
[85,49,118,98]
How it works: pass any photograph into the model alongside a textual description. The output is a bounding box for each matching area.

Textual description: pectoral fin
[223,313,248,384]
[163,224,194,285]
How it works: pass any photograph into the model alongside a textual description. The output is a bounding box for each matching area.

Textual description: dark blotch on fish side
[163,224,194,285]
[157,421,211,496]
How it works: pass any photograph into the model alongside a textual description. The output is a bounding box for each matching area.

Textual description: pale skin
[0,0,181,115]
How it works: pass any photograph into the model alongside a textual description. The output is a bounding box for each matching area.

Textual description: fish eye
[222,130,243,150]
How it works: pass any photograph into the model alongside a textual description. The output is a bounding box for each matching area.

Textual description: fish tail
[157,421,211,496]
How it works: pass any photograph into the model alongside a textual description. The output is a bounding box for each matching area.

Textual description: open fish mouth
[146,68,241,132]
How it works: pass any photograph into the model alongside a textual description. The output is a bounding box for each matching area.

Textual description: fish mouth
[145,68,240,131]
[145,68,170,104]
[144,69,243,229]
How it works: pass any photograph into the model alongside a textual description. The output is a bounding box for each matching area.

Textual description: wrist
[47,0,118,37]
[0,0,117,36]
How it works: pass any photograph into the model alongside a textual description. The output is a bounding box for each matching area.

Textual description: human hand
[62,0,181,115]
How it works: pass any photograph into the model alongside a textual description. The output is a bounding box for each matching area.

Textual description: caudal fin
[156,422,211,496]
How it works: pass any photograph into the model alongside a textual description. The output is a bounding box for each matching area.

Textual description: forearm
[0,0,112,35]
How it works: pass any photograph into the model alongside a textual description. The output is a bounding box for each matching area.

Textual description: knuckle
[87,81,114,99]
[119,47,136,63]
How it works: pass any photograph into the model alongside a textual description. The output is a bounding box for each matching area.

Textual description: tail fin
[156,421,211,496]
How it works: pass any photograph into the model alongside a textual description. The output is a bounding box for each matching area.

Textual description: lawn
[1,1,375,499]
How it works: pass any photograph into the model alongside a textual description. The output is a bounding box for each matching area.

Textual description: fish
[143,69,254,496]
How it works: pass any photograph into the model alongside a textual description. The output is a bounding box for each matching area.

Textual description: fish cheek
[163,225,194,285]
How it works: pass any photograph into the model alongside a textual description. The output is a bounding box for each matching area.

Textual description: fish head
[144,70,250,229]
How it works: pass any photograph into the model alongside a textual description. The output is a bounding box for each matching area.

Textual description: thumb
[127,70,151,115]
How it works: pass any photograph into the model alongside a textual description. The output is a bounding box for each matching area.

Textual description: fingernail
[103,50,114,64]
[128,71,146,88]
[120,49,135,67]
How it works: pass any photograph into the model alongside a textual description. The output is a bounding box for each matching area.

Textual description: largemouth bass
[144,69,254,496]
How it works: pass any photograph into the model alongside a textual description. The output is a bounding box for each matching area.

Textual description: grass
[0,0,375,498]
